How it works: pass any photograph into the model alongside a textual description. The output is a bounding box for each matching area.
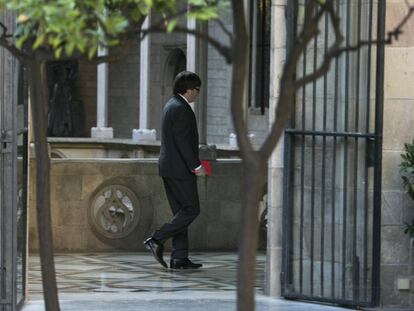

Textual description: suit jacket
[159,95,200,179]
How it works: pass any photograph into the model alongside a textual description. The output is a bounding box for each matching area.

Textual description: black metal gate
[282,0,385,307]
[0,11,28,311]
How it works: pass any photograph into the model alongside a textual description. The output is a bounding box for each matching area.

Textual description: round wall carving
[89,185,140,239]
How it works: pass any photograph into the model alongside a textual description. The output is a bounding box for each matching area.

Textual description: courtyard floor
[22,252,354,311]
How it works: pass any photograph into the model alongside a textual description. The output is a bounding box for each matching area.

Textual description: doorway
[152,47,187,137]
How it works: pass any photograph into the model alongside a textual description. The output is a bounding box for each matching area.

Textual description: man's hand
[193,165,206,176]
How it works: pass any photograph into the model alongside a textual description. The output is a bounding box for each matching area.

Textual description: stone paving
[22,292,354,311]
[22,252,355,311]
[27,252,265,295]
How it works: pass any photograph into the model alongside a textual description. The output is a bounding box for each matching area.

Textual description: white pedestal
[229,133,237,146]
[132,129,156,142]
[91,127,114,138]
[229,133,255,146]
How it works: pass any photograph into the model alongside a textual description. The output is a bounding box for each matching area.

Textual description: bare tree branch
[0,22,10,38]
[0,22,13,39]
[132,4,234,63]
[294,2,343,88]
[135,6,197,40]
[295,2,414,89]
[0,21,27,62]
[213,18,233,41]
[0,37,27,63]
[153,7,190,29]
[232,2,260,309]
[141,24,232,63]
[144,5,233,52]
[388,1,414,42]
[29,39,133,65]
[92,39,133,64]
[230,0,251,160]
[259,1,327,159]
[303,0,318,32]
[260,1,414,159]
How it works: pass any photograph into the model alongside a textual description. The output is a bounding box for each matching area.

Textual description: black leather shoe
[170,258,202,269]
[143,237,168,268]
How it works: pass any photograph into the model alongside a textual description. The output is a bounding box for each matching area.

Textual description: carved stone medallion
[89,185,140,239]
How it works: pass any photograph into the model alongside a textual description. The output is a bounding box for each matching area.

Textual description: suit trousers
[152,176,200,259]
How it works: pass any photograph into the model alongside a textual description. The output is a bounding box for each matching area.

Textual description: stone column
[243,0,250,122]
[132,13,156,142]
[380,1,414,307]
[187,16,197,113]
[250,0,258,108]
[139,14,150,130]
[266,0,287,298]
[91,43,113,138]
[187,15,208,144]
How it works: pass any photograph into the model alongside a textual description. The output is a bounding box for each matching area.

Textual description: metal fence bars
[0,11,28,311]
[282,0,385,307]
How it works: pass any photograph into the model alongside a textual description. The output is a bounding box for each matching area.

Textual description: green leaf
[166,19,177,33]
[32,34,45,50]
[2,0,223,59]
[65,41,76,56]
[400,139,414,201]
[76,40,86,54]
[54,47,63,59]
[15,36,27,49]
[88,45,97,60]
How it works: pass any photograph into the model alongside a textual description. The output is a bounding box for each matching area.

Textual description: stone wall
[266,1,414,307]
[74,61,97,136]
[206,11,233,145]
[206,11,269,147]
[380,1,414,307]
[108,41,140,138]
[72,12,269,145]
[73,40,140,139]
[148,25,186,139]
[248,109,269,147]
[28,159,244,252]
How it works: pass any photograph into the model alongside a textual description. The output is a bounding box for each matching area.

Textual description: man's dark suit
[153,95,201,259]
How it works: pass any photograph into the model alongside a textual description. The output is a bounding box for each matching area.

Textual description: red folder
[200,160,211,176]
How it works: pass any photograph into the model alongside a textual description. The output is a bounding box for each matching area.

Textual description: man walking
[144,71,205,269]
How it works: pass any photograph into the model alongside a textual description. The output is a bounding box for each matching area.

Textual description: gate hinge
[0,130,12,154]
[366,137,376,168]
[0,266,10,306]
[1,265,6,282]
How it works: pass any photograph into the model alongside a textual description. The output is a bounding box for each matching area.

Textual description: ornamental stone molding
[88,184,141,240]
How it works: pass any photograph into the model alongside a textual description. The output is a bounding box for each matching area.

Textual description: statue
[47,60,85,137]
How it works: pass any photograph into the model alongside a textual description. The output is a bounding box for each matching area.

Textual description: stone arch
[50,149,66,158]
[161,48,187,99]
[149,47,186,138]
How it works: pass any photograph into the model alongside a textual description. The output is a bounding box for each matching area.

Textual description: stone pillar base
[132,129,156,142]
[91,127,114,138]
[229,133,255,146]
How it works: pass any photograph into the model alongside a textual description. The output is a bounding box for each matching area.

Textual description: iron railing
[282,0,385,308]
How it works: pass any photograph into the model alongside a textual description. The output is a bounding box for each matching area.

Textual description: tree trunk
[27,60,60,311]
[237,161,266,311]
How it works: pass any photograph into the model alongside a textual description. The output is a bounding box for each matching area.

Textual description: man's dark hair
[173,71,201,95]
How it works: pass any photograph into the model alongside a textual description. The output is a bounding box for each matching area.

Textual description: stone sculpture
[47,60,85,137]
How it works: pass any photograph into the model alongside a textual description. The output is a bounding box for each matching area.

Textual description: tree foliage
[400,140,414,201]
[0,0,228,59]
[2,1,414,310]
[0,1,228,310]
[400,140,414,238]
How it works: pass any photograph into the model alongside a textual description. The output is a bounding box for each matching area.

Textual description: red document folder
[200,160,211,176]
